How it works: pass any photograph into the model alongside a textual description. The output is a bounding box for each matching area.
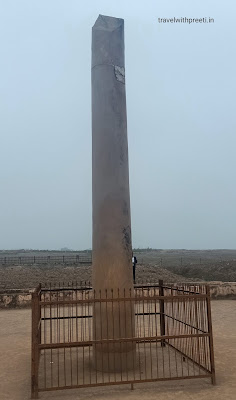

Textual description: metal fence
[31,281,215,398]
[0,254,91,266]
[1,254,233,267]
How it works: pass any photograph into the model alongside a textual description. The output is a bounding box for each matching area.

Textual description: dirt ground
[0,264,199,291]
[1,248,236,291]
[0,300,236,400]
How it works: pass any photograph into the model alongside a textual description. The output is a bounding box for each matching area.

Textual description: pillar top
[92,15,125,69]
[93,15,124,32]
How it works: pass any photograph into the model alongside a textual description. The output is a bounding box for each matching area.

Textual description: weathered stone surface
[92,14,133,293]
[0,289,33,308]
[91,14,135,371]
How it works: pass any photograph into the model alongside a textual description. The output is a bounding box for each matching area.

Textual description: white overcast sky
[0,0,235,250]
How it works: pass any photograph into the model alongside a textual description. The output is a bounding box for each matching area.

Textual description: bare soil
[1,249,236,291]
[0,264,199,291]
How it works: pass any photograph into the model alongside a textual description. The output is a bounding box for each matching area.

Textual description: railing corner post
[206,285,216,385]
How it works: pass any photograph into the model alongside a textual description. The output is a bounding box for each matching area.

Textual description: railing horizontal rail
[39,293,208,306]
[40,286,92,292]
[164,313,208,333]
[40,285,203,294]
[41,311,161,321]
[162,286,202,294]
[39,333,209,350]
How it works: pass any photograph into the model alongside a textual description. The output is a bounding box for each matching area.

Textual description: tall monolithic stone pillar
[92,15,135,372]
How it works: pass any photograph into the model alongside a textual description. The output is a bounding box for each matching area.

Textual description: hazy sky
[0,1,235,250]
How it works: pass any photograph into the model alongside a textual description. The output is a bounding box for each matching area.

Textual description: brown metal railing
[31,281,215,398]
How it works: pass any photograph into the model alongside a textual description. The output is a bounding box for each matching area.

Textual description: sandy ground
[0,301,236,400]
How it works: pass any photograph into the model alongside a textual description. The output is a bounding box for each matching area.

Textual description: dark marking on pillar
[120,148,124,165]
[123,201,129,216]
[122,225,131,252]
[114,65,125,84]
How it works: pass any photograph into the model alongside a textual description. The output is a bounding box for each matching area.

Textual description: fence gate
[31,281,215,398]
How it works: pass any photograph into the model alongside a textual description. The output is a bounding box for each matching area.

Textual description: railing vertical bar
[185,290,191,376]
[147,287,153,379]
[118,288,122,381]
[94,289,98,384]
[88,287,92,384]
[31,290,39,399]
[63,282,66,386]
[165,297,171,378]
[57,286,60,388]
[130,288,135,382]
[75,282,78,385]
[105,289,110,383]
[159,280,165,347]
[124,288,128,382]
[171,286,178,377]
[142,286,147,379]
[82,288,85,384]
[43,289,46,389]
[111,288,116,382]
[179,295,185,377]
[154,286,159,379]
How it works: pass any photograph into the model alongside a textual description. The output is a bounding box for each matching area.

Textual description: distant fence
[0,254,235,267]
[137,257,236,267]
[0,255,92,266]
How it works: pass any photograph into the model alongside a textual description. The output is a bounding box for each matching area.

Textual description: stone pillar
[92,15,135,372]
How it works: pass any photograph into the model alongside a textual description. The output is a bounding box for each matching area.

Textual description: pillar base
[93,346,136,373]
